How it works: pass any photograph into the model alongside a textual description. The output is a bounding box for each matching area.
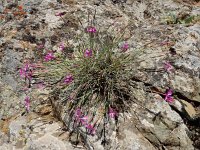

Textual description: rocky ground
[0,0,200,149]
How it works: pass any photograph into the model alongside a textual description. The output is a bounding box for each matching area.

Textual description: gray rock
[26,134,72,150]
[9,116,28,144]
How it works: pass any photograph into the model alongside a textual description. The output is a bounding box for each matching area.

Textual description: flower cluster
[164,89,173,103]
[108,107,118,119]
[19,19,176,141]
[86,26,97,33]
[84,49,93,57]
[59,43,65,51]
[24,96,30,112]
[121,42,129,52]
[44,52,55,61]
[30,24,130,135]
[64,74,73,84]
[19,63,34,80]
[37,44,44,49]
[74,108,96,135]
[55,12,66,17]
[73,107,118,135]
[164,62,173,73]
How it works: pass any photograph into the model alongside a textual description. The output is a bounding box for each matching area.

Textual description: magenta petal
[37,44,44,49]
[80,116,88,125]
[121,42,129,52]
[19,68,25,77]
[87,27,97,33]
[55,12,65,16]
[86,124,96,135]
[19,63,33,80]
[24,96,30,111]
[108,107,118,118]
[36,82,45,89]
[84,49,92,57]
[75,108,82,118]
[44,52,55,61]
[167,89,173,96]
[64,74,73,84]
[59,43,65,51]
[164,89,174,103]
[164,62,173,72]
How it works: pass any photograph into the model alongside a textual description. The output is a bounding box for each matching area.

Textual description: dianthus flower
[108,107,118,118]
[37,44,44,49]
[74,109,88,125]
[164,89,173,103]
[75,108,81,117]
[24,96,30,112]
[84,49,92,57]
[64,74,73,84]
[86,26,97,33]
[121,42,129,52]
[55,12,66,17]
[59,43,65,51]
[164,62,173,73]
[36,82,45,89]
[85,124,96,135]
[44,52,55,61]
[80,116,88,125]
[19,63,33,80]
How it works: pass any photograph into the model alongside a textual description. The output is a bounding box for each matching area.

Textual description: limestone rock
[181,100,198,119]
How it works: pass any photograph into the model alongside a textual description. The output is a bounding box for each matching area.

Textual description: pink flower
[64,74,73,84]
[85,124,96,135]
[164,89,173,103]
[36,82,45,89]
[80,116,88,125]
[108,107,118,118]
[24,96,30,112]
[59,43,65,51]
[74,108,82,124]
[44,52,55,61]
[84,49,92,57]
[121,42,129,52]
[74,109,88,125]
[55,12,66,17]
[37,44,44,49]
[75,108,82,118]
[86,26,97,33]
[19,63,33,80]
[164,62,173,73]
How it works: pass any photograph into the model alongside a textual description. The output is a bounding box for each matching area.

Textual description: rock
[181,100,198,120]
[170,72,200,103]
[0,131,9,146]
[35,104,52,115]
[0,112,76,149]
[116,121,156,150]
[26,134,71,150]
[137,93,194,150]
[0,144,14,150]
[9,116,28,145]
[1,48,22,73]
[0,82,22,120]
[50,86,194,149]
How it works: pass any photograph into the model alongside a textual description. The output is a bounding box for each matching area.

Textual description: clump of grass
[32,14,136,136]
[22,11,181,144]
[19,12,177,148]
[164,12,200,25]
